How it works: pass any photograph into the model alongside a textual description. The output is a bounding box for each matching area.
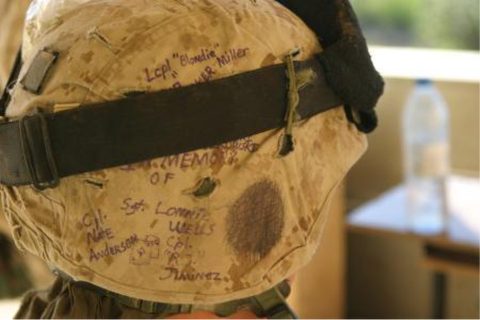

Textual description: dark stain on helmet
[226,180,284,262]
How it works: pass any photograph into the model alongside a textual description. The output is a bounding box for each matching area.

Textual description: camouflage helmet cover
[1,0,367,304]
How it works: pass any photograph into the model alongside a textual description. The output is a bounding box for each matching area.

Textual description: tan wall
[288,78,479,318]
[347,233,433,319]
[346,77,480,319]
[0,0,30,90]
[347,78,480,209]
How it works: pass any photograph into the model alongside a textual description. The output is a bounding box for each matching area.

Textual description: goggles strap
[62,270,296,318]
[0,56,343,188]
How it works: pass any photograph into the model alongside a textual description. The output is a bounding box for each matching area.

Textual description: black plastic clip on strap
[18,109,60,190]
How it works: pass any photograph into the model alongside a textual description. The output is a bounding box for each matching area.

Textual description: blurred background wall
[348,77,479,209]
[351,0,479,318]
[291,0,479,319]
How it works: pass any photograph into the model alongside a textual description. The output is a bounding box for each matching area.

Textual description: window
[351,0,479,51]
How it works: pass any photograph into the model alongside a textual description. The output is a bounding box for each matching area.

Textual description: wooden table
[347,175,479,318]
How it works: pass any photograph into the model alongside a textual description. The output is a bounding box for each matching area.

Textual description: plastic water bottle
[402,79,450,235]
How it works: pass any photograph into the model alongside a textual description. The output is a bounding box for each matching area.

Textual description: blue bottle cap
[416,79,432,86]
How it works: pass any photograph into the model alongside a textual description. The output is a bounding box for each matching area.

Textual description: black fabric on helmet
[276,0,385,130]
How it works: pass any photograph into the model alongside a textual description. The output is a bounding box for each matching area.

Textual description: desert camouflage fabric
[1,0,367,305]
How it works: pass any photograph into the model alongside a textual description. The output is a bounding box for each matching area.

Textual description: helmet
[1,0,367,305]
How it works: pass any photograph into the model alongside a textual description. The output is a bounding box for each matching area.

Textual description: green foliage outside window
[351,0,479,51]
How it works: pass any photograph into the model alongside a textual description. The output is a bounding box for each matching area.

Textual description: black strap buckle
[18,109,60,190]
